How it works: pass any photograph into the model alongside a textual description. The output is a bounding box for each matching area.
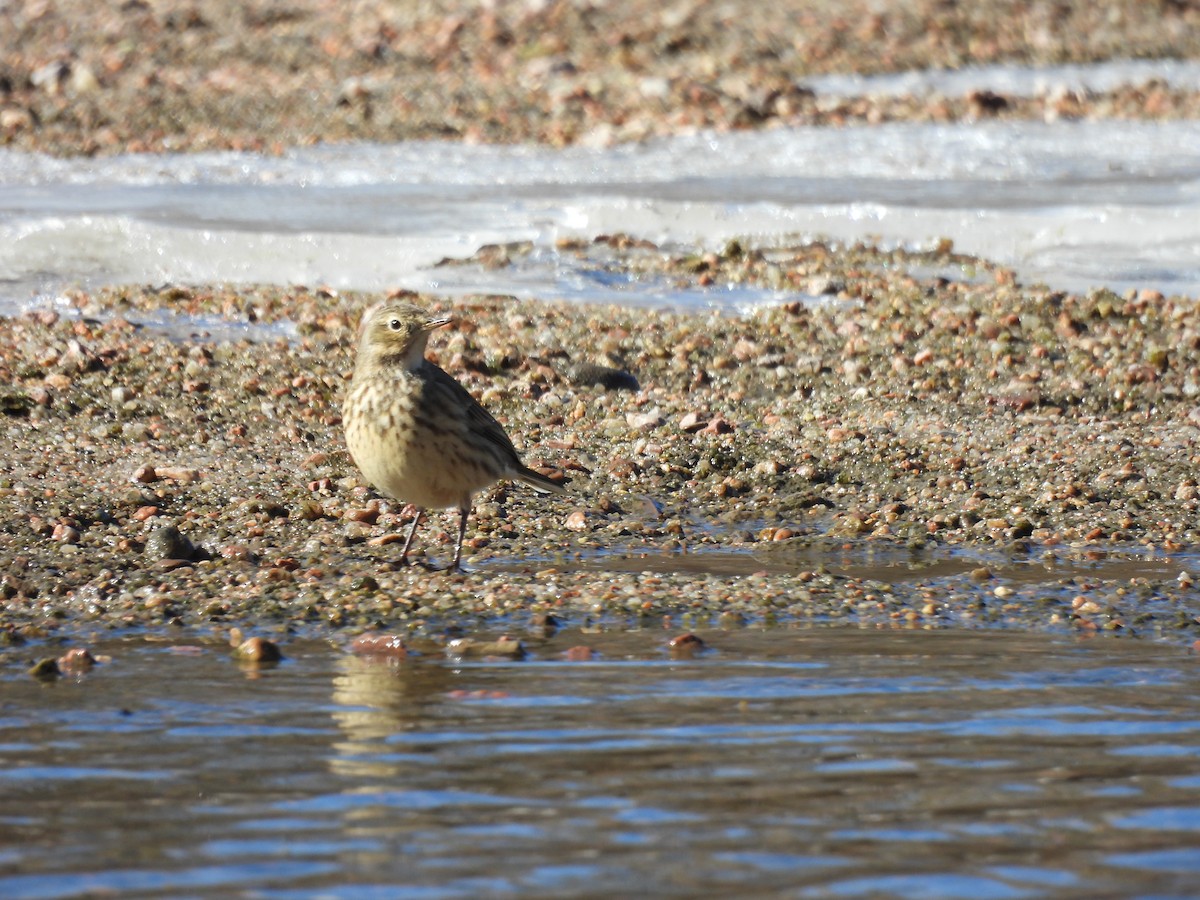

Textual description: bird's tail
[515,464,568,495]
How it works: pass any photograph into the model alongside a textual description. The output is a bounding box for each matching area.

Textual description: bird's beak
[425,313,454,332]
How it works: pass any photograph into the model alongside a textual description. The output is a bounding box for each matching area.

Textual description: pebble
[235,636,283,663]
[668,633,706,659]
[4,256,1200,648]
[144,526,198,562]
[131,465,158,484]
[58,648,98,673]
[566,363,639,392]
[626,407,664,431]
[351,632,408,657]
[446,637,526,660]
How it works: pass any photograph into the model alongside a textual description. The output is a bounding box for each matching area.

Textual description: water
[2,60,1200,315]
[3,629,1200,898]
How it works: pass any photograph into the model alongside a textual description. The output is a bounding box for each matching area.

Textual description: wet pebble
[58,647,98,673]
[351,632,409,657]
[233,635,283,663]
[668,633,706,659]
[566,362,639,391]
[28,658,60,681]
[446,636,526,660]
[144,525,201,562]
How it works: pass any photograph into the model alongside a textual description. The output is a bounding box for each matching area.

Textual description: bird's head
[356,301,453,372]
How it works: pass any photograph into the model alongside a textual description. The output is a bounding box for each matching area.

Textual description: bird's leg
[398,508,424,565]
[448,503,470,572]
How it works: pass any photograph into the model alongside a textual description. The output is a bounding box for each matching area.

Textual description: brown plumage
[342,301,565,571]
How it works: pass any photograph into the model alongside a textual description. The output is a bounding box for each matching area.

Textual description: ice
[2,68,1199,314]
[804,58,1200,99]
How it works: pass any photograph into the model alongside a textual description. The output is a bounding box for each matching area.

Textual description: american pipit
[343,301,566,571]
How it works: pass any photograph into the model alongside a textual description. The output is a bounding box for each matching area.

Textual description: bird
[342,300,566,571]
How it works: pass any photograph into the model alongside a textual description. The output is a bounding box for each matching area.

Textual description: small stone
[156,466,200,484]
[668,632,706,659]
[366,532,407,546]
[131,465,159,484]
[639,76,670,99]
[717,612,744,630]
[807,276,844,295]
[31,60,69,91]
[144,525,196,561]
[294,500,325,521]
[28,658,60,681]
[235,636,283,663]
[626,407,664,431]
[351,632,408,658]
[57,648,97,673]
[566,363,639,391]
[445,637,525,660]
[0,108,33,131]
[755,459,782,476]
[52,523,81,544]
[69,63,100,94]
[122,423,152,442]
[219,544,256,561]
[564,509,589,531]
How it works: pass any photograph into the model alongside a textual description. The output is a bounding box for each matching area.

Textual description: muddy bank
[2,238,1200,646]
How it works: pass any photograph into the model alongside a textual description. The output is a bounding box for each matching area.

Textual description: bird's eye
[388,319,402,331]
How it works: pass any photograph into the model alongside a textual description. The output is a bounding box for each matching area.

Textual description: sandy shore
[3,2,1200,650]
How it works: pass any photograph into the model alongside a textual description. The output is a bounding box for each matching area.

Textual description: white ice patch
[2,60,1199,315]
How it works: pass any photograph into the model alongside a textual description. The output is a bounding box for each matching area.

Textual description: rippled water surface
[3,629,1200,898]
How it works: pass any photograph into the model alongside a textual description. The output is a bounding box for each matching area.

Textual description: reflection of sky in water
[2,629,1200,897]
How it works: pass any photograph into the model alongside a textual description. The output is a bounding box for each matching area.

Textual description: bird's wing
[423,362,523,463]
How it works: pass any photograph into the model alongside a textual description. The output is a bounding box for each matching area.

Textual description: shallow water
[3,629,1200,899]
[2,60,1200,317]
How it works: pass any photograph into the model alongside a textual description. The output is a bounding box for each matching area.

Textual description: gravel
[4,0,1200,648]
[2,240,1200,646]
[2,0,1200,155]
